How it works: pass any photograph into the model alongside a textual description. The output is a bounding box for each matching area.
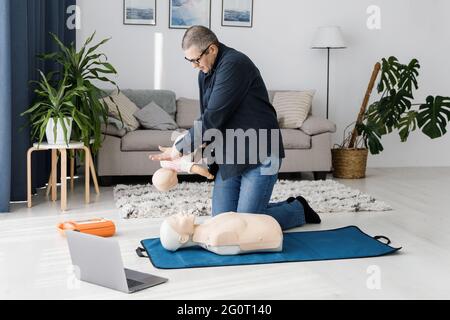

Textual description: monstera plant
[332,56,450,178]
[355,56,450,153]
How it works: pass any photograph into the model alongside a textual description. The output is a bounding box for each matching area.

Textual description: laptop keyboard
[127,278,144,288]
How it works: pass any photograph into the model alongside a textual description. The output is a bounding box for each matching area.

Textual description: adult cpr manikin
[160,212,283,255]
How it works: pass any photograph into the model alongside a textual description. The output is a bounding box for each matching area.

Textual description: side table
[45,139,100,196]
[27,142,91,211]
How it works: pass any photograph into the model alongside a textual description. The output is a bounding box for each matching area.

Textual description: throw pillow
[272,90,315,128]
[107,116,134,132]
[100,123,127,138]
[300,115,337,135]
[175,97,201,129]
[100,91,140,131]
[133,101,178,130]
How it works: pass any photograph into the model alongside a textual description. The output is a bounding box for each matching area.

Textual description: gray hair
[182,25,219,51]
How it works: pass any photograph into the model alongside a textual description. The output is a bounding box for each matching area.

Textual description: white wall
[77,0,450,168]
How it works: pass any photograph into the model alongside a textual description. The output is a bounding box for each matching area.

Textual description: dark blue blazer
[175,43,285,180]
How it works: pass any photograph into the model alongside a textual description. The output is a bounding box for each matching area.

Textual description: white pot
[45,117,73,145]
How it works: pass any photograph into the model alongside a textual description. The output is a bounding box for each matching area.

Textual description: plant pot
[331,148,368,179]
[46,117,73,145]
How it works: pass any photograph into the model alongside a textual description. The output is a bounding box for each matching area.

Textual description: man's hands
[149,146,182,161]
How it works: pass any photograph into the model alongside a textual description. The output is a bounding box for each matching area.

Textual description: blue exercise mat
[136,226,401,269]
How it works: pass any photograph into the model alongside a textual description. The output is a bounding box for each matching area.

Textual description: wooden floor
[1,167,449,300]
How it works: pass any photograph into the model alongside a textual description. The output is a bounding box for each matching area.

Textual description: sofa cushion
[281,129,311,149]
[134,101,178,130]
[176,97,201,129]
[121,130,179,151]
[273,91,315,129]
[122,129,310,151]
[300,115,337,135]
[100,91,141,131]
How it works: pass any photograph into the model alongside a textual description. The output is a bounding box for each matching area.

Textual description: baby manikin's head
[152,168,178,192]
[160,213,196,252]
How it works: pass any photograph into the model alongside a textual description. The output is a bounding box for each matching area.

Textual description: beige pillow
[175,97,201,129]
[272,91,315,128]
[100,91,140,131]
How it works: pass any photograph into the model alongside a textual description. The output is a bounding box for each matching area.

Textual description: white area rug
[113,180,392,219]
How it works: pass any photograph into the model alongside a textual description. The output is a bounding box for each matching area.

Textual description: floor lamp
[311,26,346,119]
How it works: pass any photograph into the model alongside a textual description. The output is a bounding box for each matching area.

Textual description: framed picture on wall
[169,0,211,29]
[123,0,156,26]
[222,0,253,28]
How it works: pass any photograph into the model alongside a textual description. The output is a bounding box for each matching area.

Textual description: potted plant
[37,31,121,155]
[21,71,90,146]
[332,56,450,178]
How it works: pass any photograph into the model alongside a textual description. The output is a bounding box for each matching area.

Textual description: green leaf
[102,62,117,73]
[79,53,105,70]
[398,59,420,96]
[376,89,412,129]
[417,96,450,138]
[357,122,384,155]
[37,52,60,61]
[366,102,389,135]
[83,31,97,49]
[40,110,53,144]
[49,32,72,60]
[59,115,70,146]
[85,38,111,57]
[377,56,402,93]
[396,111,418,142]
[20,102,45,116]
[88,67,116,74]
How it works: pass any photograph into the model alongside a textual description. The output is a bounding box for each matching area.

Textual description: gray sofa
[97,89,336,185]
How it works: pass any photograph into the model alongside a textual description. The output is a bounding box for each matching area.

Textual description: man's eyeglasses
[184,44,212,65]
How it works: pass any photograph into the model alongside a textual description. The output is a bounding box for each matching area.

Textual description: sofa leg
[98,176,114,187]
[313,171,328,180]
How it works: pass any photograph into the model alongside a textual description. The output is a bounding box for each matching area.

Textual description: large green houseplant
[332,56,450,178]
[24,31,121,154]
[21,71,89,146]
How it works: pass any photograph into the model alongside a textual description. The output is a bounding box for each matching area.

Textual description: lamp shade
[311,26,346,49]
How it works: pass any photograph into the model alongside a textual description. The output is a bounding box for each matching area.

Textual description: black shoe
[287,197,296,203]
[296,196,321,224]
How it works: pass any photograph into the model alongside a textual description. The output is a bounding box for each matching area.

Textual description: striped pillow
[272,91,315,128]
[100,91,140,131]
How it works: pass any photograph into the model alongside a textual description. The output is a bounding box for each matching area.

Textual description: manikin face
[167,213,196,235]
[184,44,218,74]
[159,213,196,251]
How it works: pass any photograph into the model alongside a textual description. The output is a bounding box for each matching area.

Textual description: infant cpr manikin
[152,131,214,192]
[160,212,283,255]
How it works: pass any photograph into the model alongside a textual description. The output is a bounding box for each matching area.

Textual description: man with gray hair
[151,26,321,230]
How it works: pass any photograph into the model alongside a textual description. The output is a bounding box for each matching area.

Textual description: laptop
[66,230,168,293]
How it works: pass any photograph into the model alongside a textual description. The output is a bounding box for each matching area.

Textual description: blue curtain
[0,0,76,212]
[0,0,12,212]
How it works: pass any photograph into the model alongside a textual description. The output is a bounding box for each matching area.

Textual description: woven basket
[331,148,368,179]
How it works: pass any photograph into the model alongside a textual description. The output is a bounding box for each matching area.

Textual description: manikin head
[152,168,178,192]
[160,213,196,251]
[182,26,219,74]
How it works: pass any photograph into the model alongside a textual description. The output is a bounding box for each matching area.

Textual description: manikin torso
[160,212,283,255]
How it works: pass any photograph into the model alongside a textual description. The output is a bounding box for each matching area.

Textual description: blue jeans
[211,159,306,230]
